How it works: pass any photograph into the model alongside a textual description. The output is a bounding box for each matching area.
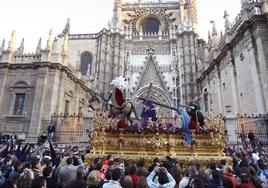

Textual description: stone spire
[62,33,69,55]
[41,31,54,62]
[46,29,53,50]
[61,33,69,66]
[208,31,212,43]
[188,0,198,30]
[113,0,122,29]
[204,44,209,60]
[210,20,219,48]
[7,31,16,52]
[211,20,217,36]
[107,20,111,30]
[0,39,5,58]
[1,39,5,50]
[241,0,248,7]
[52,37,57,51]
[17,38,24,54]
[207,31,213,52]
[224,10,231,32]
[3,31,16,63]
[36,38,42,54]
[62,18,70,35]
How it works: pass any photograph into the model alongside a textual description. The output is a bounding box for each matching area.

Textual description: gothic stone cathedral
[0,0,267,143]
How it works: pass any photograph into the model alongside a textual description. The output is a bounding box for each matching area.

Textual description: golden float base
[85,130,232,167]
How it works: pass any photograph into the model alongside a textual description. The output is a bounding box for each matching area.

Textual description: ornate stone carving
[131,43,170,55]
[124,8,176,32]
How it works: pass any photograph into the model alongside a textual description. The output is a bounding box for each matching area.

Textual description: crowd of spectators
[0,135,268,188]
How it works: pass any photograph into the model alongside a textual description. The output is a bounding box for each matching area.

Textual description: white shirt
[103,180,122,188]
[147,170,176,188]
[179,176,190,188]
[252,152,260,164]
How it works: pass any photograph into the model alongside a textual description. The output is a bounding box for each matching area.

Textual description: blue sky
[0,0,241,52]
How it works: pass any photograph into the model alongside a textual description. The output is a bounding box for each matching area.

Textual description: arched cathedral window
[80,52,93,76]
[141,17,161,33]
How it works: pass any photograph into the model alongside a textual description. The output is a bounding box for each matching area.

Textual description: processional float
[85,78,231,166]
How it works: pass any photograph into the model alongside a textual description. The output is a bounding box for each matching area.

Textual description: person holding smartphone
[147,166,176,188]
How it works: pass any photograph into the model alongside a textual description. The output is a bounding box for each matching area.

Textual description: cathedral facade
[0,0,267,143]
[197,0,268,143]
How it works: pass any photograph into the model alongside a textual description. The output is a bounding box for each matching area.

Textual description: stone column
[190,34,197,100]
[228,50,241,115]
[180,34,190,104]
[114,33,120,77]
[55,72,65,114]
[217,66,224,113]
[229,65,240,115]
[207,77,211,113]
[99,34,107,93]
[0,68,8,117]
[103,35,109,96]
[105,35,112,94]
[73,85,79,115]
[94,38,101,81]
[118,37,125,76]
[46,70,59,116]
[247,41,266,113]
[177,38,184,105]
[27,67,49,143]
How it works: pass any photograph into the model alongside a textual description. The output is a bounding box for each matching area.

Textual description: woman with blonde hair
[137,176,148,188]
[17,168,34,188]
[87,170,101,188]
[123,175,133,188]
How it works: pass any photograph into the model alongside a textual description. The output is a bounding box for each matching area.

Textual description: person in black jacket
[43,166,61,188]
[248,131,256,149]
[47,122,56,143]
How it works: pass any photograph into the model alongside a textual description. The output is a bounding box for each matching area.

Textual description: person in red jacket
[128,165,140,188]
[222,166,238,188]
[100,154,114,180]
[240,173,254,188]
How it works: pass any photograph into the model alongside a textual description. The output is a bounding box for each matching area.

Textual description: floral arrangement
[92,111,224,136]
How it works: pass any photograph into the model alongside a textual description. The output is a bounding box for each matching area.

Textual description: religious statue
[188,102,205,130]
[109,76,137,123]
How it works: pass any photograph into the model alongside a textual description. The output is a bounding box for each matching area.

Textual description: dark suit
[48,124,55,142]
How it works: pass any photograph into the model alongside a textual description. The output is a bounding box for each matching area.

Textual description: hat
[43,156,52,160]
